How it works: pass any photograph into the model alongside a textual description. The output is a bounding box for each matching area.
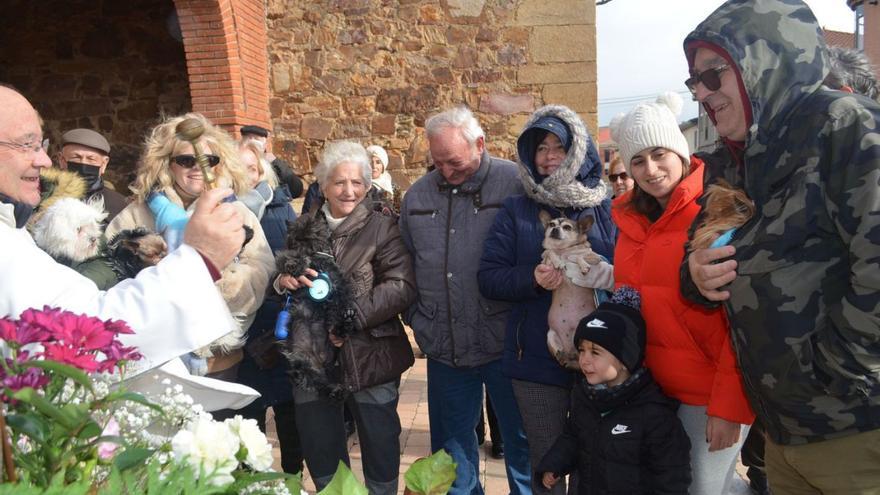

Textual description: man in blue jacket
[400,106,531,495]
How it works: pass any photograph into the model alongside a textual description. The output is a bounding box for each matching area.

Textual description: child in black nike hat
[537,287,692,494]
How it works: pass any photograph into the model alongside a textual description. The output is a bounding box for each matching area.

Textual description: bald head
[0,86,52,207]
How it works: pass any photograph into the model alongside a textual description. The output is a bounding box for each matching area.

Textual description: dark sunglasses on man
[685,64,729,95]
[608,171,629,182]
[171,154,221,168]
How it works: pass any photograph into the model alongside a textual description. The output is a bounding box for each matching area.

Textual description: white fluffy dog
[31,197,108,263]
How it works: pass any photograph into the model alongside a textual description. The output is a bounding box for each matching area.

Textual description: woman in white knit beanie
[366,144,400,214]
[609,92,754,494]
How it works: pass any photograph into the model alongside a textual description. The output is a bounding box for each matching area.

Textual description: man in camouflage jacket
[680,0,880,492]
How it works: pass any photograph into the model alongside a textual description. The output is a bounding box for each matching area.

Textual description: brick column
[173,0,270,135]
[864,2,880,80]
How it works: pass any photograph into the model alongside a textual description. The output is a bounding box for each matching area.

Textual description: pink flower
[97,418,120,460]
[103,319,135,336]
[97,342,143,373]
[41,343,100,373]
[0,317,16,342]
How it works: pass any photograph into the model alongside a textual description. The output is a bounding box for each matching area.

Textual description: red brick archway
[173,0,270,135]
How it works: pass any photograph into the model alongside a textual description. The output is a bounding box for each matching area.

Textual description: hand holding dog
[183,187,245,271]
[688,245,737,301]
[535,263,563,290]
[277,268,320,291]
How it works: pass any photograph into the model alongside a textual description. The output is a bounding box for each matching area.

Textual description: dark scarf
[583,367,650,414]
[0,193,34,228]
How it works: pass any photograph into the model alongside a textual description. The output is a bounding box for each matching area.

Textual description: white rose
[225,415,274,472]
[171,414,240,486]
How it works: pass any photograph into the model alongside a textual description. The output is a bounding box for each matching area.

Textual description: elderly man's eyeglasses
[171,154,221,168]
[608,172,629,182]
[0,138,49,155]
[685,64,729,95]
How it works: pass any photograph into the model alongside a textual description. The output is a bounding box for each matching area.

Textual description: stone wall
[266,0,597,188]
[0,0,191,188]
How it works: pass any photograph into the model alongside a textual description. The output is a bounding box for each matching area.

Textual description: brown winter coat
[323,200,416,392]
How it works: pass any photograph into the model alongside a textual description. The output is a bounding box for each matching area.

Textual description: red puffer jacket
[612,159,754,425]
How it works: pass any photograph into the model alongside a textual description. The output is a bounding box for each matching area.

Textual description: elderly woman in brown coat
[275,140,416,494]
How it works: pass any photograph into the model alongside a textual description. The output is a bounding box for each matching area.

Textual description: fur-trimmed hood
[30,168,89,227]
[516,104,608,209]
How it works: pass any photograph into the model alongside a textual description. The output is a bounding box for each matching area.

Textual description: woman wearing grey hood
[479,104,617,494]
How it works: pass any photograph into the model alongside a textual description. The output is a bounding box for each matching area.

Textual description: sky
[596,0,857,126]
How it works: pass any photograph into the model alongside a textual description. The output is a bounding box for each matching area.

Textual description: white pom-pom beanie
[609,91,690,175]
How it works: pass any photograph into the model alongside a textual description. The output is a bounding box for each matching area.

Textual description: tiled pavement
[265,342,752,494]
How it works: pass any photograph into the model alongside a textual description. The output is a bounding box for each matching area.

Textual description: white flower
[171,414,240,486]
[225,415,274,472]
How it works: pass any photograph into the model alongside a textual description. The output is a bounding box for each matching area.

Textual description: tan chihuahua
[540,210,602,370]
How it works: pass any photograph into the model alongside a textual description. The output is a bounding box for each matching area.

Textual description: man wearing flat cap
[240,124,303,199]
[57,128,128,220]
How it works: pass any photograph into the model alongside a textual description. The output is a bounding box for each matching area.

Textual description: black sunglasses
[171,154,220,168]
[608,172,629,182]
[685,64,729,95]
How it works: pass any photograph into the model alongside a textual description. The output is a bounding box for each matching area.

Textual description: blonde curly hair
[129,113,249,202]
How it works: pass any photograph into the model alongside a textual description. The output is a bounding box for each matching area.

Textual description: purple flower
[2,368,49,393]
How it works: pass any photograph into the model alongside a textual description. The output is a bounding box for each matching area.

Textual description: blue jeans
[427,358,532,495]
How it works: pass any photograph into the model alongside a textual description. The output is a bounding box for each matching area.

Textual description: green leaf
[6,413,50,443]
[0,484,43,495]
[227,470,293,492]
[285,472,303,495]
[11,388,79,430]
[18,360,93,392]
[318,461,368,495]
[103,390,164,414]
[75,419,103,439]
[403,449,457,495]
[113,447,155,472]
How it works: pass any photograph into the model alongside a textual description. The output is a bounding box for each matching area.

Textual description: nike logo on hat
[611,424,631,435]
[585,318,607,329]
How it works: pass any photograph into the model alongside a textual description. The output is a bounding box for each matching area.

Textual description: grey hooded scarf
[516,104,608,209]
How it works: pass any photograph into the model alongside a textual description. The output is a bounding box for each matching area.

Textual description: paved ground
[265,342,753,494]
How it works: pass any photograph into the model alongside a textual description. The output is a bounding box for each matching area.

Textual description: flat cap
[240,125,270,138]
[61,128,110,154]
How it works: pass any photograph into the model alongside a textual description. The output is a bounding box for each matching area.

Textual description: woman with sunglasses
[106,113,274,383]
[609,93,753,494]
[607,155,635,198]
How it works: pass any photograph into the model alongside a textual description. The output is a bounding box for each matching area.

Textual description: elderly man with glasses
[680,1,880,493]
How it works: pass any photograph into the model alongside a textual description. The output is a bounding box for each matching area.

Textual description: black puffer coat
[537,369,691,494]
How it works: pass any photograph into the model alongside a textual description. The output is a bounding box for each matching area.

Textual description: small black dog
[275,214,356,400]
[105,227,169,280]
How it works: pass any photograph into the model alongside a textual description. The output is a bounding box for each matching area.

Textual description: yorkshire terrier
[691,179,755,251]
[275,214,357,400]
[105,227,168,280]
[540,210,602,370]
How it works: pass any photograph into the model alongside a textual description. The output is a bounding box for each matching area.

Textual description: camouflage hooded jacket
[681,0,880,445]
